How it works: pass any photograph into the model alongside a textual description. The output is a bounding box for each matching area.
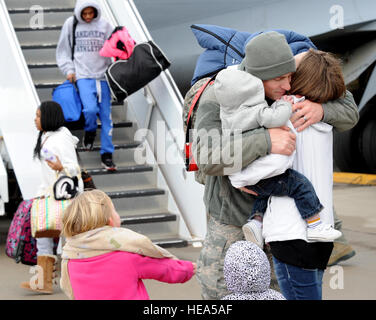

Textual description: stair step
[29,63,58,68]
[5,0,75,8]
[77,147,142,169]
[152,238,188,248]
[89,164,156,192]
[15,25,62,32]
[8,7,74,14]
[124,218,180,242]
[107,188,165,199]
[109,189,168,214]
[29,66,65,84]
[8,9,72,29]
[77,141,141,153]
[71,121,133,133]
[16,30,62,47]
[121,213,177,225]
[87,165,153,176]
[35,82,60,88]
[23,47,57,65]
[22,43,57,50]
[72,122,135,145]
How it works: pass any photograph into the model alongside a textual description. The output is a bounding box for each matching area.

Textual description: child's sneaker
[101,153,117,172]
[307,223,342,242]
[242,220,264,249]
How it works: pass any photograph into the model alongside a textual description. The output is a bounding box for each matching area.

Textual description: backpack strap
[185,74,217,142]
[185,74,217,171]
[71,16,79,61]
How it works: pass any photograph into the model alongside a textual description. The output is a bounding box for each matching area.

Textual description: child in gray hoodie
[56,0,116,171]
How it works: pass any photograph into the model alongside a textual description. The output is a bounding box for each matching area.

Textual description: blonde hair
[290,49,346,103]
[62,189,114,237]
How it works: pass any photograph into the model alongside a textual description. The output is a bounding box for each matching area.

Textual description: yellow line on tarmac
[333,172,376,185]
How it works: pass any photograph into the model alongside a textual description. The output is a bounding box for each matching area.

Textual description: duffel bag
[52,80,82,122]
[105,40,171,102]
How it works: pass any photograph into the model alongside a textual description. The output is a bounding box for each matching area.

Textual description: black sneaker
[83,131,96,151]
[101,153,117,172]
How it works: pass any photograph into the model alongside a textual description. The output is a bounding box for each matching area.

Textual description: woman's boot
[20,254,57,294]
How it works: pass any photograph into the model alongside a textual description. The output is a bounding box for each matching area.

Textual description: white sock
[307,217,322,229]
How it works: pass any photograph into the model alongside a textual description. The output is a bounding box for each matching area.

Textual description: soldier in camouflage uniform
[191,32,359,299]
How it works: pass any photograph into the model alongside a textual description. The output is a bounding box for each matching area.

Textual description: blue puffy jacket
[191,24,317,85]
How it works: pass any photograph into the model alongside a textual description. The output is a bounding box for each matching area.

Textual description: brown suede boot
[20,255,57,294]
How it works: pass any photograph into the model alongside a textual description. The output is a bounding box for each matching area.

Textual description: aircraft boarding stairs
[4,0,190,248]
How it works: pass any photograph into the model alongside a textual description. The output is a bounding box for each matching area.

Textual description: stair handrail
[98,0,207,240]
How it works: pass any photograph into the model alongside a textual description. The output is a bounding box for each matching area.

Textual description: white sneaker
[307,223,342,242]
[242,220,264,249]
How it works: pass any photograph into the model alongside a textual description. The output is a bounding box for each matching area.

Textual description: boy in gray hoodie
[56,0,116,171]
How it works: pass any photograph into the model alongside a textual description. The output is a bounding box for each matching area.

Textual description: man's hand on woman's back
[291,100,324,132]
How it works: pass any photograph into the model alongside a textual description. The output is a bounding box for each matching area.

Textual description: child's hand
[281,95,294,104]
[192,262,197,274]
[67,73,76,83]
[239,187,258,196]
[46,155,64,172]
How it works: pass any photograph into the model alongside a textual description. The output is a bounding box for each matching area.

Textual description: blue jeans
[273,256,324,300]
[76,79,114,155]
[247,169,323,220]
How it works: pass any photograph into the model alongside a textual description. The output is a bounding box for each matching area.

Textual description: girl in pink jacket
[60,189,196,300]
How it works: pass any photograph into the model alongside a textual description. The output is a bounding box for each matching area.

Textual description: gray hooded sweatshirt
[214,66,292,132]
[56,0,113,80]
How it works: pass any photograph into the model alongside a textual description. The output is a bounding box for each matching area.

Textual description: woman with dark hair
[21,101,83,294]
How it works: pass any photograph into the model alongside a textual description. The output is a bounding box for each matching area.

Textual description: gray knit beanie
[239,31,296,80]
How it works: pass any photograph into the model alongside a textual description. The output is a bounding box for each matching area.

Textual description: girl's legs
[272,256,324,300]
[36,237,54,255]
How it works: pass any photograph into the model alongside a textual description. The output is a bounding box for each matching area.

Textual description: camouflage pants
[196,214,280,300]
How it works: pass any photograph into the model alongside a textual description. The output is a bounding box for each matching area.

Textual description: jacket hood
[45,126,79,147]
[214,67,265,110]
[60,126,79,146]
[74,0,102,24]
[224,241,271,293]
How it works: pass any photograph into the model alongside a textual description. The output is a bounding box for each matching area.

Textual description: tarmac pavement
[0,183,375,300]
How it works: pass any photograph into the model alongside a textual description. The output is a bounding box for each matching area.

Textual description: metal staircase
[5,0,189,248]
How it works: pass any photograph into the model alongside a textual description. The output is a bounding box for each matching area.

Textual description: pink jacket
[68,251,194,300]
[99,26,136,60]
